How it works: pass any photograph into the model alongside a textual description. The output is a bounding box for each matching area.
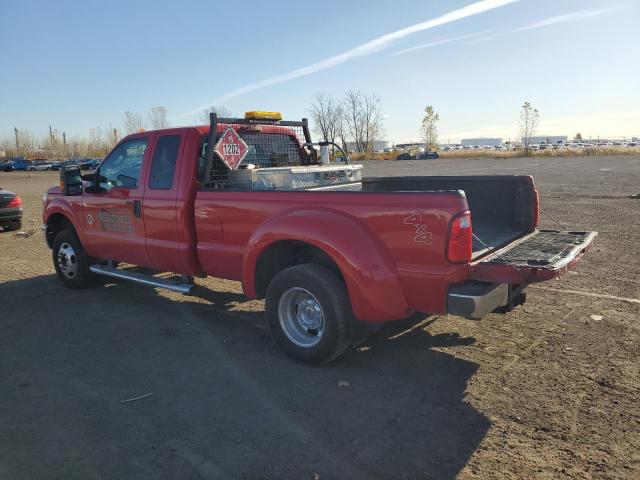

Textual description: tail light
[447,211,472,264]
[6,196,22,208]
[533,189,540,228]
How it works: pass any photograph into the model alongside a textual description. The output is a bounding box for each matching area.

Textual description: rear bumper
[0,207,22,223]
[41,223,51,248]
[448,282,509,320]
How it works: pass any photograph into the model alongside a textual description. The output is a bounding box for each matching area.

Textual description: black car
[50,159,79,171]
[0,187,23,231]
[395,152,414,160]
[418,151,439,159]
[77,158,95,170]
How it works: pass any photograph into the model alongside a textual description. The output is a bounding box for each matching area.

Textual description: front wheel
[265,263,352,364]
[52,229,95,289]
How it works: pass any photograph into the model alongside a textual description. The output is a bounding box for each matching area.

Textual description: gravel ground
[0,156,638,479]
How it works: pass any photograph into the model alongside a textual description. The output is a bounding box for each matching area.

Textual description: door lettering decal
[98,209,133,233]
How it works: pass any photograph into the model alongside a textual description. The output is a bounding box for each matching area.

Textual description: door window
[99,138,148,190]
[149,135,180,189]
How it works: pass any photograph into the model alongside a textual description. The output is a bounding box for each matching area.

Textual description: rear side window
[149,135,181,189]
[240,133,304,167]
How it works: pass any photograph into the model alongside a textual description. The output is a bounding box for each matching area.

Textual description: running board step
[89,265,194,294]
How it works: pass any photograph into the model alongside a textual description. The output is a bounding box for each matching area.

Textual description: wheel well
[46,214,75,247]
[254,241,344,299]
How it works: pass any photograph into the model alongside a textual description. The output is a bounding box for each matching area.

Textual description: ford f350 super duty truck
[42,112,597,363]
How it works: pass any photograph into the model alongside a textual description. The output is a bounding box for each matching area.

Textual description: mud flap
[470,230,597,284]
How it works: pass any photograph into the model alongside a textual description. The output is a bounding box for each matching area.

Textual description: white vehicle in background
[26,160,53,171]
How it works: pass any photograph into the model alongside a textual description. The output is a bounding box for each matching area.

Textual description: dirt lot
[1,156,639,480]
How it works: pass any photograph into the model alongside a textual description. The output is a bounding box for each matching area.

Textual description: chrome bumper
[41,224,50,249]
[447,282,509,320]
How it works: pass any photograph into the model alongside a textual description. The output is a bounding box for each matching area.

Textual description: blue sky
[1,0,638,143]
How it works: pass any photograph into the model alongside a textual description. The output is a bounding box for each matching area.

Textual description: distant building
[345,140,389,152]
[525,135,568,144]
[461,138,502,147]
[395,142,424,150]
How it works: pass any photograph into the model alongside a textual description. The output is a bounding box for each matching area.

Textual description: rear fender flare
[242,209,410,322]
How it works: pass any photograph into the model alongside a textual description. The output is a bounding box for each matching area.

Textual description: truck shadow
[0,274,488,480]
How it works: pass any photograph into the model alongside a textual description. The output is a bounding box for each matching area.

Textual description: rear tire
[52,229,95,289]
[265,263,352,364]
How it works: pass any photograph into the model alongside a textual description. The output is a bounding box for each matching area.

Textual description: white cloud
[177,0,520,118]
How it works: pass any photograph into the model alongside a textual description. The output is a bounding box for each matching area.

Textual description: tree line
[309,93,546,154]
[0,105,230,159]
[2,94,553,160]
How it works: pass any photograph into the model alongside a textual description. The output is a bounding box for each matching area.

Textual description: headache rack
[202,113,313,189]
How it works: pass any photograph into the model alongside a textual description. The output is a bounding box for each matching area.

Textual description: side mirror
[60,165,83,196]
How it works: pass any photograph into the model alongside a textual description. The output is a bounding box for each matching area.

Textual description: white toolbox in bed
[228,164,363,191]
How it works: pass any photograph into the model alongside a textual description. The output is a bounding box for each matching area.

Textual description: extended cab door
[141,131,188,273]
[82,135,150,266]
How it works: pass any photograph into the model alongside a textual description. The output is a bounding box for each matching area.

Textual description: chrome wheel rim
[57,242,78,279]
[278,287,325,348]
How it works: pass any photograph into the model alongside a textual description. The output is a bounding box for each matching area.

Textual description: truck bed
[362,176,537,259]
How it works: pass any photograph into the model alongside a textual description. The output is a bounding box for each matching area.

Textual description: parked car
[43,112,597,364]
[2,157,30,172]
[80,158,102,170]
[418,151,439,160]
[0,187,23,231]
[50,159,79,171]
[27,160,54,171]
[395,152,414,160]
[75,158,94,170]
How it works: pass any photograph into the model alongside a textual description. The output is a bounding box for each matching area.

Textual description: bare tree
[519,101,540,153]
[342,90,384,153]
[16,129,36,157]
[310,93,342,150]
[574,132,583,142]
[123,111,145,134]
[199,105,232,124]
[148,106,169,129]
[421,105,440,151]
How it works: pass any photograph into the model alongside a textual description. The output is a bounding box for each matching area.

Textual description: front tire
[52,229,95,289]
[265,263,352,364]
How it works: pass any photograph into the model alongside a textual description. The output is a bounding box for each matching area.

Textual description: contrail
[513,5,625,32]
[391,30,492,56]
[177,0,519,118]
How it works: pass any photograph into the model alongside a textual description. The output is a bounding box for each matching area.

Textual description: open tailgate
[470,230,597,284]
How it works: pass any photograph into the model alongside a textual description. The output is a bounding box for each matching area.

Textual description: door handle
[126,200,142,218]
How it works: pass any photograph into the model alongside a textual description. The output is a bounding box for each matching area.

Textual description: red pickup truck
[42,112,597,363]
